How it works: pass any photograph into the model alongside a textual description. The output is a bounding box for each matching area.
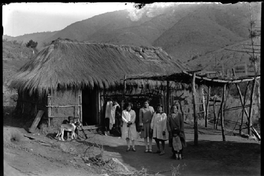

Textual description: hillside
[4,2,261,64]
[3,31,58,49]
[153,3,261,62]
[184,36,261,76]
[3,40,34,105]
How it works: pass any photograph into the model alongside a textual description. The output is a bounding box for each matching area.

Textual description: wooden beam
[121,75,127,112]
[248,78,256,135]
[200,86,206,122]
[192,73,198,146]
[205,86,211,127]
[29,110,44,133]
[213,96,217,129]
[166,80,170,115]
[240,82,250,134]
[220,84,227,142]
[47,93,52,127]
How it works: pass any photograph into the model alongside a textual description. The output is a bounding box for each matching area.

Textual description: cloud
[126,2,177,21]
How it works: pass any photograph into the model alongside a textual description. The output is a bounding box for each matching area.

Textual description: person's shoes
[132,147,136,152]
[144,149,148,153]
[148,149,152,153]
[159,151,165,155]
[126,147,131,152]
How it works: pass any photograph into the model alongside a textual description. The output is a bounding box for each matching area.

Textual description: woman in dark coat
[167,104,186,160]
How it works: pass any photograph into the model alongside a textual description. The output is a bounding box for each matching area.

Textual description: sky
[3,2,136,37]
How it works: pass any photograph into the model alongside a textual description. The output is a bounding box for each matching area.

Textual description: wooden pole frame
[121,75,127,112]
[220,84,227,142]
[166,80,170,115]
[201,86,206,123]
[213,96,217,129]
[248,78,256,135]
[192,73,198,146]
[205,86,211,127]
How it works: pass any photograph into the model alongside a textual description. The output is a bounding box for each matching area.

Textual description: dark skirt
[140,123,152,138]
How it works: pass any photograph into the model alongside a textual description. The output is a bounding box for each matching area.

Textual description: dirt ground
[3,107,261,176]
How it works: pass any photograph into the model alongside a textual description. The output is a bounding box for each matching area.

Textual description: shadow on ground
[79,137,261,176]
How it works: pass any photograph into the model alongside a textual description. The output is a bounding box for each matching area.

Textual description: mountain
[3,31,58,48]
[153,3,261,61]
[5,2,261,63]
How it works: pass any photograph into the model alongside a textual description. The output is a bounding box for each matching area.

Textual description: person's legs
[149,137,153,152]
[131,140,136,151]
[126,138,130,151]
[160,140,165,155]
[175,150,179,159]
[179,149,183,159]
[144,138,148,152]
[154,138,160,153]
[105,118,110,135]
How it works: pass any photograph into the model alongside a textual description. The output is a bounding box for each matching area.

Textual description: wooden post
[213,96,217,129]
[205,86,211,127]
[201,86,206,121]
[232,69,250,135]
[220,84,226,142]
[78,91,82,123]
[47,93,52,127]
[244,63,248,75]
[29,110,44,133]
[179,101,185,121]
[121,75,127,112]
[248,78,256,135]
[192,73,198,146]
[166,80,170,115]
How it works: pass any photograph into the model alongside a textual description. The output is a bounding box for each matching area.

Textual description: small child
[172,128,182,160]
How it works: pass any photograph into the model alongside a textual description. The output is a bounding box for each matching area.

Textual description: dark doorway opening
[82,87,97,126]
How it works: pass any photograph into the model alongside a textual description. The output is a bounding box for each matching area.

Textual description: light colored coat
[121,110,138,140]
[151,112,168,140]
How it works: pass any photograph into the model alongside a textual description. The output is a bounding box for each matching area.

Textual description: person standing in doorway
[139,99,155,153]
[104,99,113,136]
[109,100,120,132]
[121,102,138,152]
[151,104,168,155]
[167,104,186,160]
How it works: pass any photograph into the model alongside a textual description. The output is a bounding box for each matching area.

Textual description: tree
[26,40,38,55]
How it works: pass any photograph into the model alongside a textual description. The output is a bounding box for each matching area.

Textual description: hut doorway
[82,87,98,126]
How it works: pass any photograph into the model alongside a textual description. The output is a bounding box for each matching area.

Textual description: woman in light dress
[151,104,168,155]
[121,102,138,152]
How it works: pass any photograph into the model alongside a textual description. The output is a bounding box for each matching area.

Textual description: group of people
[120,99,186,160]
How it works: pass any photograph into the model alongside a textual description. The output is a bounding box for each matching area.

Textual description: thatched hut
[9,39,187,128]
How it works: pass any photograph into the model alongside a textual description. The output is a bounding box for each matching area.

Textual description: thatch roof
[9,39,187,95]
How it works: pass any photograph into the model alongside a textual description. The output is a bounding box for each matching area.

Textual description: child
[151,104,168,155]
[167,104,186,160]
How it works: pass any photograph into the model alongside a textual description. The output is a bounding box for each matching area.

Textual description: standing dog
[56,117,81,141]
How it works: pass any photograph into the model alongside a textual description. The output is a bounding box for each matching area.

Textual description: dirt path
[90,125,261,176]
[4,123,260,176]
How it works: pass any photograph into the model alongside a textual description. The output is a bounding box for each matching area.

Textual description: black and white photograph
[3,2,261,176]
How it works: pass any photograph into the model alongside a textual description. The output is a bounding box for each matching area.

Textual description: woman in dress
[167,104,186,160]
[151,104,168,155]
[121,102,138,152]
[139,99,155,153]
